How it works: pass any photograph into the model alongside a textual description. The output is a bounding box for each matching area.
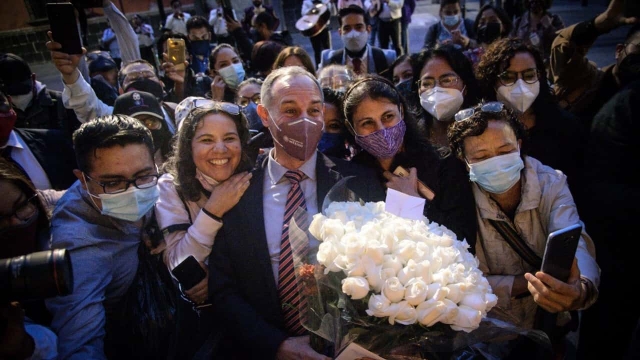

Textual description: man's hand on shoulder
[276,336,331,360]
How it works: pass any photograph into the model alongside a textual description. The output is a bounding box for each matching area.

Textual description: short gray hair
[260,66,323,111]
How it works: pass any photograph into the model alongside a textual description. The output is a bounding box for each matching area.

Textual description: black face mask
[477,22,502,45]
[124,78,165,101]
[618,52,640,86]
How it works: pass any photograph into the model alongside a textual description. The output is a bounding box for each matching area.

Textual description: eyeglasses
[192,99,241,116]
[0,194,38,229]
[497,68,539,86]
[418,74,459,91]
[236,94,261,107]
[84,173,160,194]
[454,101,504,122]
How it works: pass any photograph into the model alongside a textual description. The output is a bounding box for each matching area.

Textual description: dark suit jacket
[324,47,392,75]
[14,128,77,190]
[208,152,385,359]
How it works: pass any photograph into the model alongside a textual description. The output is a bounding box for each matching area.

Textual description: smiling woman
[154,99,254,358]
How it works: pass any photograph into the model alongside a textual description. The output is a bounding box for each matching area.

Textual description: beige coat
[474,156,600,329]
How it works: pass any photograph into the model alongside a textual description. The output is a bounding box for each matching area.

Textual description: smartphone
[393,166,435,201]
[167,38,186,71]
[46,2,83,55]
[221,0,236,20]
[171,255,206,290]
[540,224,582,282]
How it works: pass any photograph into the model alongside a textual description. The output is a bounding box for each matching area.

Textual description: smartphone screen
[46,3,83,55]
[540,224,582,282]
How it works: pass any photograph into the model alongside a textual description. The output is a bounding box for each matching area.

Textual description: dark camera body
[0,249,73,303]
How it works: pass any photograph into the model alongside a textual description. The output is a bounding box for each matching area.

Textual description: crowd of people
[1,0,639,359]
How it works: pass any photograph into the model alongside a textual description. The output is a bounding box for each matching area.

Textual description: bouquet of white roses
[308,200,498,333]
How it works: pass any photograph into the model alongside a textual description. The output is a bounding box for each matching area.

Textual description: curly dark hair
[473,4,513,36]
[475,37,555,109]
[163,104,253,202]
[447,102,528,161]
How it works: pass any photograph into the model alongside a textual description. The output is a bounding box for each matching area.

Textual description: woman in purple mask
[342,74,477,249]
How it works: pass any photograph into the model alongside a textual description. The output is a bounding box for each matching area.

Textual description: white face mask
[341,30,369,53]
[496,79,540,114]
[10,92,33,112]
[195,168,219,192]
[443,14,460,27]
[217,63,246,89]
[420,86,464,121]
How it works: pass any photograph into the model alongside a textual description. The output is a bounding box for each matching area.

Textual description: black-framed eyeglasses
[418,74,460,91]
[454,101,504,122]
[84,173,160,194]
[497,68,539,86]
[192,99,241,116]
[236,94,261,107]
[0,193,38,228]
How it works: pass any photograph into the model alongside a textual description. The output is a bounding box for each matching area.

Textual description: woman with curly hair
[475,38,584,191]
[410,44,480,148]
[343,74,478,249]
[272,46,317,76]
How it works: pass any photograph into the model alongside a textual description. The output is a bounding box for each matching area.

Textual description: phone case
[171,255,206,290]
[167,38,186,71]
[540,224,582,282]
[46,3,83,55]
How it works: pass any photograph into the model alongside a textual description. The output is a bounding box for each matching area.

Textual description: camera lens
[0,249,73,301]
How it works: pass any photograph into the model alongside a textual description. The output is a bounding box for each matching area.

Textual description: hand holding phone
[171,255,206,290]
[167,38,186,71]
[541,224,582,282]
[46,3,83,55]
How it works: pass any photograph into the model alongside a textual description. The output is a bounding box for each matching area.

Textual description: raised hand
[383,167,420,198]
[202,171,253,218]
[46,31,86,84]
[525,258,584,313]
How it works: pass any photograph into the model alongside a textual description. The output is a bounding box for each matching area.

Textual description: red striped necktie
[278,170,309,335]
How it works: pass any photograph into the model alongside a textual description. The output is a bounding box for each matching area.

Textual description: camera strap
[488,219,542,269]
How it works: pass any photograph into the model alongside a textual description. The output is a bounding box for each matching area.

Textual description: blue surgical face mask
[443,14,460,27]
[86,180,160,222]
[189,40,211,74]
[318,132,348,158]
[467,151,524,194]
[242,101,264,131]
[218,63,245,89]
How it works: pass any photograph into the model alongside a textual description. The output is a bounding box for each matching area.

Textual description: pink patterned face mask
[354,120,406,159]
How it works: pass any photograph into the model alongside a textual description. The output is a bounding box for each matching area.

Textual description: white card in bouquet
[335,343,386,360]
[384,188,425,220]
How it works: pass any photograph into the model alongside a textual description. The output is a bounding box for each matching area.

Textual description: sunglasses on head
[454,101,504,122]
[192,99,241,116]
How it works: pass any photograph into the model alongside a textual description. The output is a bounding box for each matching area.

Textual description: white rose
[449,305,483,333]
[445,283,467,303]
[393,239,417,264]
[308,213,326,239]
[322,218,345,239]
[425,282,441,299]
[397,259,419,285]
[432,268,452,286]
[434,246,459,267]
[459,291,498,312]
[416,260,433,284]
[387,301,418,325]
[366,293,392,317]
[404,278,429,306]
[416,299,442,326]
[341,276,370,300]
[363,257,384,292]
[382,277,405,303]
[364,240,387,264]
[317,241,340,272]
[382,255,404,275]
[379,228,397,250]
[341,232,366,257]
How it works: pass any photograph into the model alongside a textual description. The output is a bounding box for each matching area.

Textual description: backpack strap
[488,219,542,269]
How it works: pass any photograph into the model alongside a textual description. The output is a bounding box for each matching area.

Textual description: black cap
[0,53,33,96]
[113,91,164,120]
[88,54,118,74]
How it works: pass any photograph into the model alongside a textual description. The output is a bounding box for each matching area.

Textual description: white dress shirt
[263,149,319,285]
[3,131,51,190]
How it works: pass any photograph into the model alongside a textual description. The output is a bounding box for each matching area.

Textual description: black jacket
[14,89,81,141]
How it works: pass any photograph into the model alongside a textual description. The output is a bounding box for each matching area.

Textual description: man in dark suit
[319,6,395,75]
[0,91,76,191]
[208,66,385,359]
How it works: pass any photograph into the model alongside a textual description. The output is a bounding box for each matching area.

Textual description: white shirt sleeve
[103,2,140,64]
[62,69,113,123]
